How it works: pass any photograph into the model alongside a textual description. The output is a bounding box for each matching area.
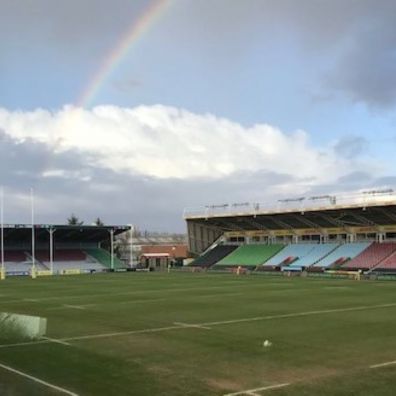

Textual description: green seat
[85,248,124,269]
[215,244,284,267]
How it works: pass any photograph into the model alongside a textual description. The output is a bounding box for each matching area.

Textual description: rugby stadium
[186,190,396,276]
[2,191,396,395]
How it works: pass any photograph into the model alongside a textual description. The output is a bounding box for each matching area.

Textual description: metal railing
[184,189,396,219]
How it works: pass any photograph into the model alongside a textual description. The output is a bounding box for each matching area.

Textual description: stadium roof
[1,224,130,244]
[184,191,396,232]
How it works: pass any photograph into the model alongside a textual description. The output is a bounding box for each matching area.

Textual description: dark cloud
[0,0,147,44]
[326,18,396,108]
[2,0,396,108]
[173,0,396,108]
[334,136,368,158]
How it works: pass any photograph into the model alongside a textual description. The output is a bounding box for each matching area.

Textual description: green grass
[0,272,396,395]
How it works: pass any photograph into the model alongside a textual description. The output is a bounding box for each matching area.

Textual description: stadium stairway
[214,244,284,268]
[282,243,339,271]
[261,244,315,269]
[24,252,49,270]
[366,244,396,272]
[313,242,371,269]
[190,245,238,267]
[84,248,124,269]
[342,242,396,271]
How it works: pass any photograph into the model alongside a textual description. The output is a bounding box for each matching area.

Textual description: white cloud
[0,104,373,182]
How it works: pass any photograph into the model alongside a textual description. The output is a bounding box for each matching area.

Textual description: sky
[1,0,396,231]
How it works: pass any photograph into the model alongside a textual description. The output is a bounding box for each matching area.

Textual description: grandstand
[313,242,371,268]
[214,244,283,268]
[282,243,339,271]
[0,224,130,276]
[342,242,396,271]
[190,244,237,267]
[184,190,396,275]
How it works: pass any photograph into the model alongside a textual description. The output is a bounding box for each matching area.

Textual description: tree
[67,214,84,226]
[94,217,104,226]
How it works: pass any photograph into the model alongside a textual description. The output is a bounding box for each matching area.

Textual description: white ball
[263,340,271,347]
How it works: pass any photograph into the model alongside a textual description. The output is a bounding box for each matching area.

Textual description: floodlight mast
[31,188,36,278]
[129,224,134,268]
[1,187,4,279]
[110,228,114,271]
[48,227,56,274]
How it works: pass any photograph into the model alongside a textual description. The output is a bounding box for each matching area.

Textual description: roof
[185,197,396,232]
[141,253,170,258]
[184,191,396,221]
[1,224,130,244]
[140,245,188,257]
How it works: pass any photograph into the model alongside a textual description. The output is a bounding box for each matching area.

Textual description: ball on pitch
[263,340,272,347]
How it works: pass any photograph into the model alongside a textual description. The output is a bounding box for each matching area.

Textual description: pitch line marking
[4,285,244,303]
[0,340,50,349]
[223,382,290,395]
[194,302,396,328]
[1,302,396,347]
[370,360,396,369]
[173,322,211,330]
[41,336,71,346]
[0,362,79,396]
[63,304,87,310]
[61,325,184,342]
[0,325,189,348]
[52,302,396,343]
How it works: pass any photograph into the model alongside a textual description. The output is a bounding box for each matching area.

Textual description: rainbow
[77,0,171,108]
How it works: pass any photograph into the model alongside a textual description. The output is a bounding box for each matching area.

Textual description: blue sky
[1,0,396,230]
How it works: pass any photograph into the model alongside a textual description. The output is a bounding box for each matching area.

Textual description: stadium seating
[313,242,371,268]
[190,245,238,267]
[4,250,48,273]
[373,249,396,271]
[343,242,396,270]
[50,261,105,273]
[3,248,116,273]
[215,244,284,267]
[85,248,124,269]
[36,249,87,262]
[263,244,315,267]
[283,243,339,271]
[4,250,27,262]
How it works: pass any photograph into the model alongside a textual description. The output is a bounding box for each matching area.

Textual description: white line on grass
[195,302,396,327]
[11,285,244,303]
[0,340,50,349]
[0,362,79,396]
[45,298,169,311]
[46,302,396,343]
[173,322,211,330]
[49,294,242,311]
[223,382,290,395]
[2,302,396,347]
[41,336,71,346]
[61,325,185,342]
[370,360,396,369]
[62,304,87,310]
[0,323,202,348]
